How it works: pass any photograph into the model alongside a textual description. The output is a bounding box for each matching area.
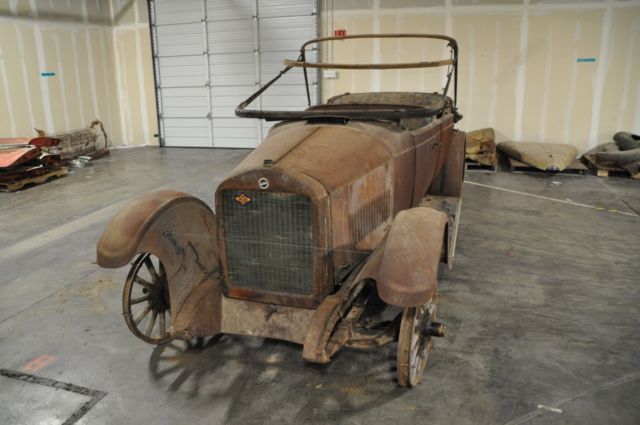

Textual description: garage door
[149,0,319,148]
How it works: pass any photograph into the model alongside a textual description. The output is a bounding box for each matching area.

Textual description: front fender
[97,190,221,337]
[356,207,448,307]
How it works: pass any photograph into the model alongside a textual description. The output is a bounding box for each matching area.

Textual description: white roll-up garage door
[149,0,319,148]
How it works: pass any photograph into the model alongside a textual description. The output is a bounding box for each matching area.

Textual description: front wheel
[397,299,445,386]
[123,253,173,345]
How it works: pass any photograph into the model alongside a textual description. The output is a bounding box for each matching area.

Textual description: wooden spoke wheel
[123,253,173,345]
[397,301,438,387]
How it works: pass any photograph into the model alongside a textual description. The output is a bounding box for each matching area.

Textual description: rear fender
[355,207,448,307]
[97,191,221,337]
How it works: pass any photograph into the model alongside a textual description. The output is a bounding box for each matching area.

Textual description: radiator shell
[221,190,314,296]
[216,168,331,309]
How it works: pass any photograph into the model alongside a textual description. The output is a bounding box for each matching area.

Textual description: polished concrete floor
[0,147,639,425]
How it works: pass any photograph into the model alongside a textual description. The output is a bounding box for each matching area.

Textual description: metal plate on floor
[0,369,106,425]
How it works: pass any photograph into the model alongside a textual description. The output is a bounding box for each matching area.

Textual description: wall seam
[14,25,36,133]
[70,31,87,126]
[616,17,639,131]
[51,33,71,131]
[133,4,151,145]
[588,0,614,149]
[0,45,18,135]
[563,22,580,145]
[514,0,529,143]
[538,26,552,144]
[110,0,128,145]
[488,19,501,130]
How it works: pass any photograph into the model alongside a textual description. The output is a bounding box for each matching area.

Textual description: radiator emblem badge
[258,177,270,190]
[234,193,252,206]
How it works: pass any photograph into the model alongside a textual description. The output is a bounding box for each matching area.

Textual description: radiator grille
[222,190,314,295]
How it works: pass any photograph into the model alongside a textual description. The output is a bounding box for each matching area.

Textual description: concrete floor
[0,147,639,425]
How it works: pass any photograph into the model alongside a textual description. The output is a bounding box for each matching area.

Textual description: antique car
[97,34,464,386]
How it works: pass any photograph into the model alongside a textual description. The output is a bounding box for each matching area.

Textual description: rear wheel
[123,253,173,345]
[397,298,444,386]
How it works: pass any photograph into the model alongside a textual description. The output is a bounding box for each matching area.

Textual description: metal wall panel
[160,87,209,118]
[163,118,211,147]
[213,118,262,148]
[207,19,255,54]
[209,53,256,86]
[158,56,208,87]
[260,85,314,110]
[210,85,257,117]
[211,85,260,147]
[155,0,203,25]
[260,50,318,85]
[257,11,318,127]
[259,0,316,18]
[155,23,205,57]
[259,15,317,52]
[206,0,254,21]
[259,49,318,116]
[151,0,318,148]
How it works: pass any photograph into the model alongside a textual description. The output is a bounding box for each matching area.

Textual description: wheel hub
[421,316,446,338]
[418,309,446,353]
[149,276,170,313]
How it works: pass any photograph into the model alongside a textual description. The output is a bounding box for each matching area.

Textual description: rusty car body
[97,34,465,386]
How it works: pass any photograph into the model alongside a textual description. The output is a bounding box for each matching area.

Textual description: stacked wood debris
[582,132,640,179]
[465,128,497,170]
[36,119,110,160]
[0,137,67,192]
[0,120,110,191]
